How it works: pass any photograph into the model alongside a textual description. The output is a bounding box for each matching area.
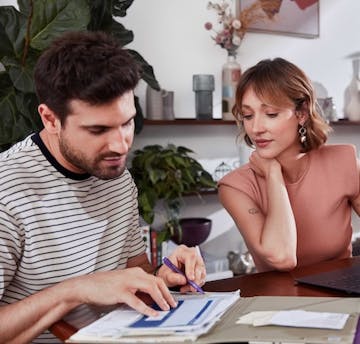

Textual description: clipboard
[197,296,360,344]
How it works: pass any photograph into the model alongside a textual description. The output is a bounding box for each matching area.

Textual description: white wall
[121,0,360,120]
[122,0,360,256]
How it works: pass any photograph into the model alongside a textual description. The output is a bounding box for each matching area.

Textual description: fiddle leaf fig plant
[129,144,217,241]
[0,0,159,151]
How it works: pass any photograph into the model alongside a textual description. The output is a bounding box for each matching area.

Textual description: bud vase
[222,51,241,121]
[343,57,360,121]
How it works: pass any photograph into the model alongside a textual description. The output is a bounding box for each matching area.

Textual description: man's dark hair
[34,31,140,123]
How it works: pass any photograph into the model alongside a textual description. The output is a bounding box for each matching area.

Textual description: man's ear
[38,104,61,134]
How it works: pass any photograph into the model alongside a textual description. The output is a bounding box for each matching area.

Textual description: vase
[343,57,360,121]
[193,74,215,119]
[222,51,241,121]
[146,85,168,120]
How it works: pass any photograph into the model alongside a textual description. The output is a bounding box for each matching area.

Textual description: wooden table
[50,256,360,341]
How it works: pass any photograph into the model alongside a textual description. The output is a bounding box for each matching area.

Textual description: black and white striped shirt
[0,133,145,343]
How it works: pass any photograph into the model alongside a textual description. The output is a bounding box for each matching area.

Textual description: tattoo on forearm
[248,208,259,215]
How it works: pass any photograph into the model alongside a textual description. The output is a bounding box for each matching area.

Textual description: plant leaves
[127,49,160,90]
[15,92,42,129]
[129,144,217,226]
[30,0,90,51]
[112,0,134,17]
[87,0,112,31]
[0,6,27,60]
[0,86,35,147]
[110,20,134,46]
[3,55,37,93]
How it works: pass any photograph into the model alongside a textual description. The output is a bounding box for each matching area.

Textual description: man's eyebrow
[81,124,109,129]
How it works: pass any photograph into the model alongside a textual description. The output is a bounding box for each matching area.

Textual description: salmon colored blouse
[219,144,360,269]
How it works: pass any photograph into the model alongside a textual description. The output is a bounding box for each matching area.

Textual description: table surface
[49,256,360,341]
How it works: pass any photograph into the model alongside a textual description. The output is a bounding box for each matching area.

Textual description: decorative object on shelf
[227,250,256,275]
[146,86,167,120]
[193,74,215,119]
[222,51,241,120]
[205,0,275,120]
[162,91,175,120]
[171,218,212,247]
[129,144,216,243]
[343,52,360,121]
[214,161,232,181]
[146,86,175,120]
[317,97,337,123]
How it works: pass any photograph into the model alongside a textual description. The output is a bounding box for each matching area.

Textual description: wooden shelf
[331,119,360,126]
[143,119,236,125]
[144,119,360,126]
[185,188,218,196]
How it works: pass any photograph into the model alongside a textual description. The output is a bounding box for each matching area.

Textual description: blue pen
[162,256,205,294]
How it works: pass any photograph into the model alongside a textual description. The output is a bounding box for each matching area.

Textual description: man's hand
[75,267,177,317]
[156,245,206,293]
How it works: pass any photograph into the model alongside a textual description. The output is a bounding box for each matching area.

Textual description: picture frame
[236,0,319,38]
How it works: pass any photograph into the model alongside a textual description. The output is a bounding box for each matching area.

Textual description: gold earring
[298,125,307,144]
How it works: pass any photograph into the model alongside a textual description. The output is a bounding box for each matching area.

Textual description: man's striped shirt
[0,133,145,343]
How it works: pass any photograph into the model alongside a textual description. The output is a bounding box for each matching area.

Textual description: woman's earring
[298,125,307,144]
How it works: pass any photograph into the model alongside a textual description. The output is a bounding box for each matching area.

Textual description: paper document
[237,310,349,330]
[67,291,240,343]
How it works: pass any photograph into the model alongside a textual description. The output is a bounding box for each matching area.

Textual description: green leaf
[30,0,90,51]
[0,88,34,146]
[112,0,134,17]
[110,20,134,46]
[15,92,42,129]
[87,0,112,31]
[127,49,160,90]
[0,71,12,97]
[0,6,26,60]
[3,55,36,93]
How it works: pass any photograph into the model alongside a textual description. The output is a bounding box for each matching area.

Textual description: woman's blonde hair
[232,57,331,152]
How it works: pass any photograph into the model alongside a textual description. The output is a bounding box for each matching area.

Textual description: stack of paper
[66,291,240,343]
[237,310,349,329]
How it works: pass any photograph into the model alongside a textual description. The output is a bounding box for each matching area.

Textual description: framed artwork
[237,0,319,38]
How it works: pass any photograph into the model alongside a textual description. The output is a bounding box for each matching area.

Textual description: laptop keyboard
[296,265,360,294]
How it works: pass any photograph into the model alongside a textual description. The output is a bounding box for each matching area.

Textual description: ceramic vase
[222,51,241,121]
[344,58,360,121]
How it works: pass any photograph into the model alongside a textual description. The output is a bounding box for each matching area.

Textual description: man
[0,31,206,343]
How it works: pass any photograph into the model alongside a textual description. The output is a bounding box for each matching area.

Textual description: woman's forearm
[259,166,297,269]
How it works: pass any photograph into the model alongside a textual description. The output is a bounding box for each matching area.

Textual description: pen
[162,256,205,294]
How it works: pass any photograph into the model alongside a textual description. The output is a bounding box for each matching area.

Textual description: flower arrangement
[205,0,279,54]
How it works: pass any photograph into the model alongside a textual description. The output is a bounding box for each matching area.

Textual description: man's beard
[59,137,126,180]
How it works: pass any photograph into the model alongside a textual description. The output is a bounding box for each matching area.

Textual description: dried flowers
[205,0,278,54]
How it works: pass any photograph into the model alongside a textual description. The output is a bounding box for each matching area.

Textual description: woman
[218,58,360,272]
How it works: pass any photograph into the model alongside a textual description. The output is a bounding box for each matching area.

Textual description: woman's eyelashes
[241,112,279,120]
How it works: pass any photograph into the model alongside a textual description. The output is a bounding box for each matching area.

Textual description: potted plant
[0,0,159,152]
[129,144,217,244]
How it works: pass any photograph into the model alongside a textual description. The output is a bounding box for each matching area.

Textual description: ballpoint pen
[162,256,205,294]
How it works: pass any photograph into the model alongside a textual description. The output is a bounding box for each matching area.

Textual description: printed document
[67,291,240,343]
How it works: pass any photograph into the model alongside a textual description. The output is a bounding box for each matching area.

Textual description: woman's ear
[296,101,309,126]
[38,104,61,134]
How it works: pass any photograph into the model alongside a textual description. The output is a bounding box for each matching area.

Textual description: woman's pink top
[219,144,360,268]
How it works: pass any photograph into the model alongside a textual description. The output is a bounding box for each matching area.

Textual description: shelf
[143,119,236,125]
[143,119,360,126]
[185,188,218,196]
[331,119,360,126]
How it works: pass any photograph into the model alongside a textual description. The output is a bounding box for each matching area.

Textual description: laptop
[295,264,360,295]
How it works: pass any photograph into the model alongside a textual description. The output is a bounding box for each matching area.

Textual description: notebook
[295,264,360,295]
